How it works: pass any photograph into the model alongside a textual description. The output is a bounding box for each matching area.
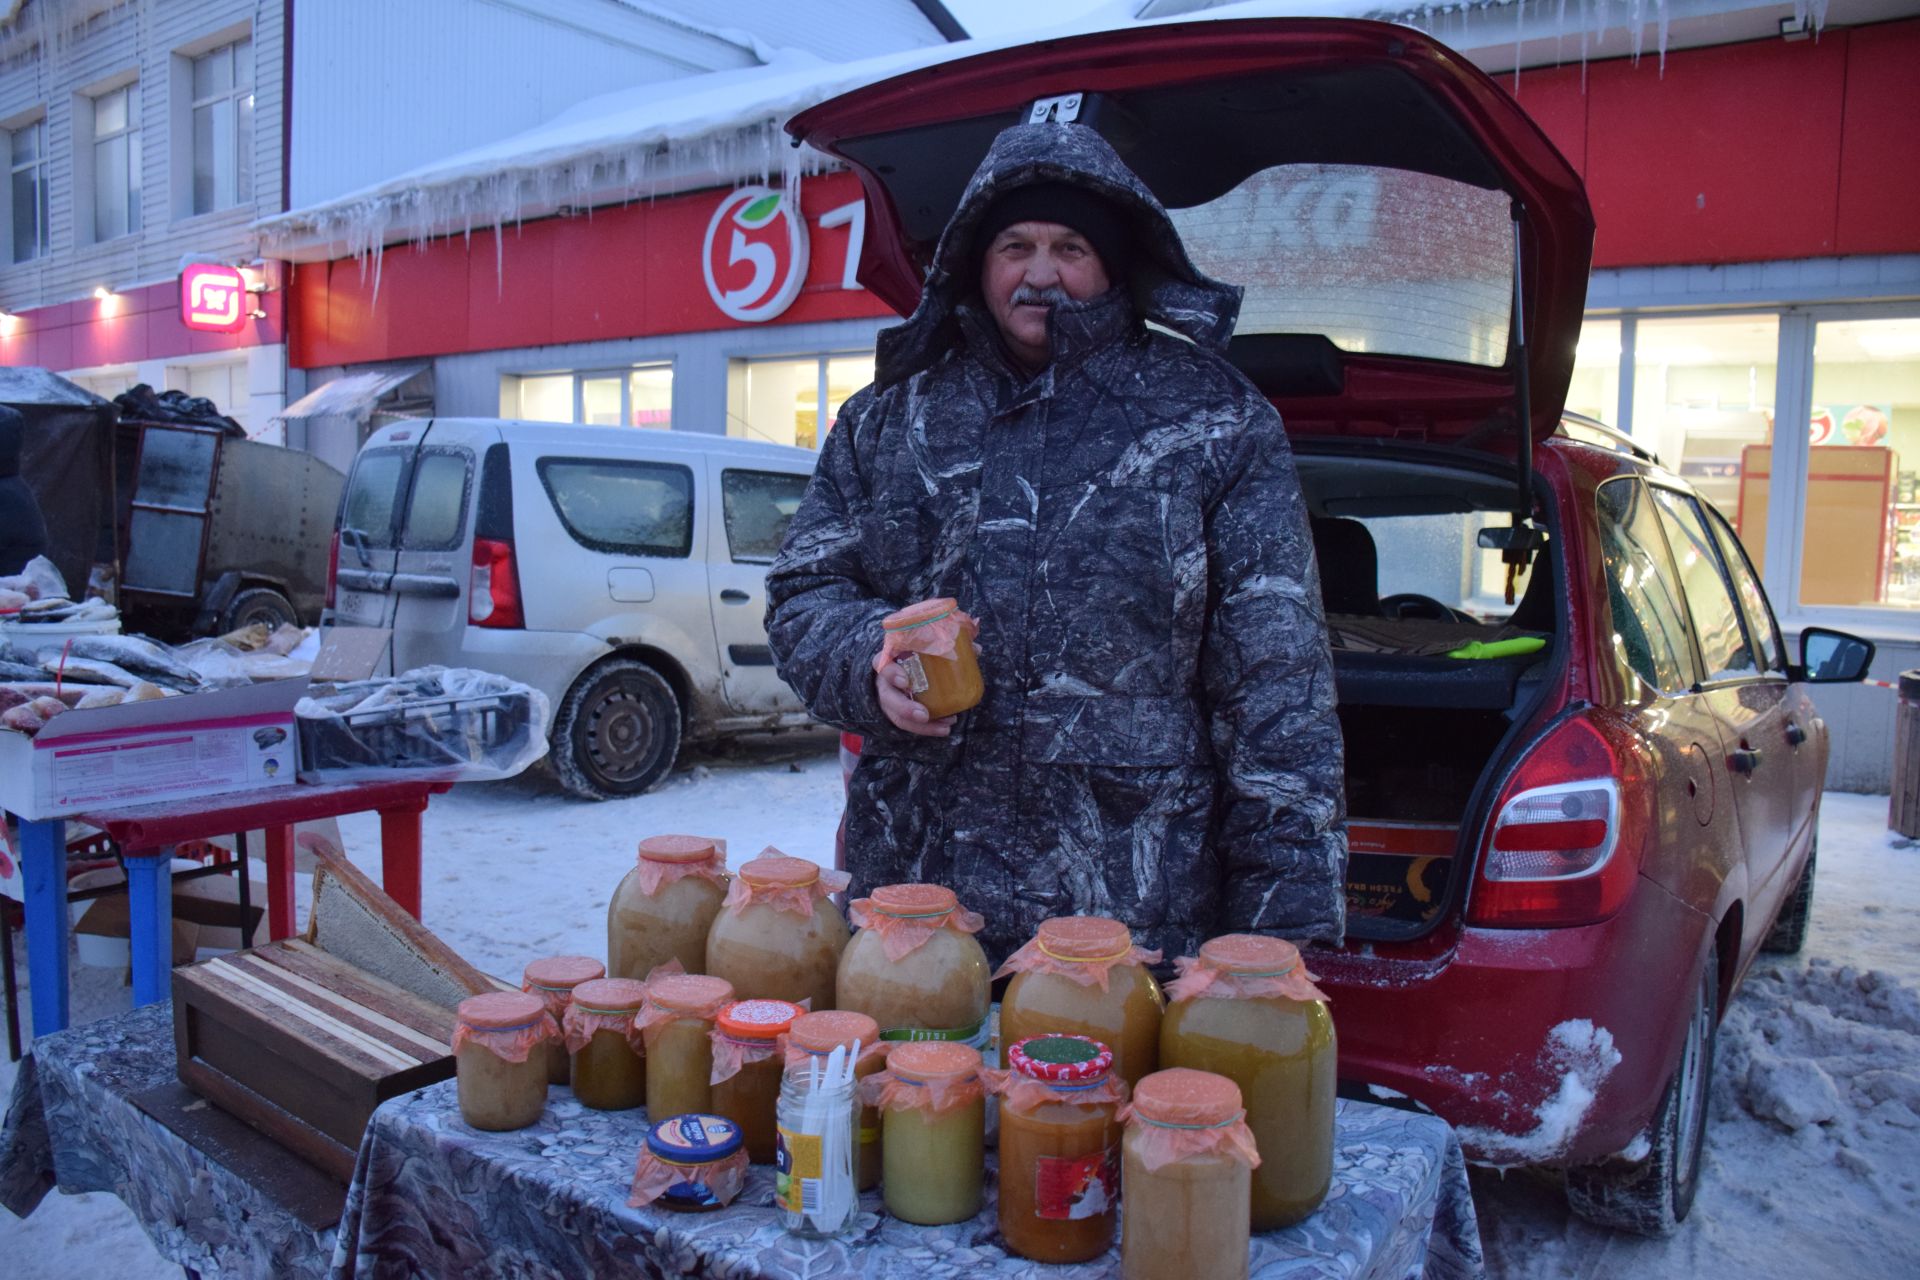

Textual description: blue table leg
[123,849,174,1008]
[16,815,70,1039]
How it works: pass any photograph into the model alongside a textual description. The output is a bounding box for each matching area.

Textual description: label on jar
[775,1125,824,1215]
[897,653,930,694]
[879,1020,988,1049]
[1034,1146,1119,1220]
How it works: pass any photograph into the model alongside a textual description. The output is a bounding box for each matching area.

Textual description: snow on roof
[0,365,111,408]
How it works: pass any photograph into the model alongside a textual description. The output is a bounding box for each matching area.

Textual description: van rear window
[537,457,693,558]
[403,450,472,550]
[341,448,409,548]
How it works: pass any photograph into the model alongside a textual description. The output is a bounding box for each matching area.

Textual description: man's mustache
[1010,285,1073,307]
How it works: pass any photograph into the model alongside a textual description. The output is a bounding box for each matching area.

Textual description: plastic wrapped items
[863,1041,987,1226]
[295,666,551,783]
[1120,1069,1261,1280]
[522,955,605,1085]
[710,998,805,1162]
[876,598,983,720]
[638,974,735,1122]
[1161,934,1336,1229]
[705,852,850,1010]
[608,834,729,980]
[454,992,559,1131]
[563,977,648,1111]
[630,1114,750,1212]
[837,883,991,1051]
[997,916,1165,1087]
[785,1010,887,1191]
[992,1036,1127,1263]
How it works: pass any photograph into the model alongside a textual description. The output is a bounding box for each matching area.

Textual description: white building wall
[636,0,954,60]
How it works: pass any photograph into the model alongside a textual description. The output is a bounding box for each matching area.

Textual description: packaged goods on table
[785,1010,888,1190]
[775,1044,861,1237]
[563,978,648,1111]
[710,998,805,1162]
[454,992,560,1131]
[862,1041,987,1226]
[837,883,991,1052]
[295,666,550,783]
[990,1035,1127,1263]
[876,598,983,719]
[1120,1068,1261,1280]
[609,834,729,979]
[638,974,735,1121]
[630,1114,750,1213]
[522,955,604,1085]
[705,852,850,1010]
[997,916,1165,1086]
[1162,933,1336,1228]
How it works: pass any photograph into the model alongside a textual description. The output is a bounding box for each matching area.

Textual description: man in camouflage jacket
[766,121,1346,964]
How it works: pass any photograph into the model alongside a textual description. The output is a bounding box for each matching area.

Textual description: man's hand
[877,658,957,737]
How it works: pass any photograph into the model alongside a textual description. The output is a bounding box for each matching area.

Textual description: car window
[537,457,693,558]
[402,449,472,550]
[1351,511,1538,624]
[722,469,809,563]
[1704,505,1786,674]
[1595,478,1698,694]
[1652,487,1758,683]
[341,448,409,549]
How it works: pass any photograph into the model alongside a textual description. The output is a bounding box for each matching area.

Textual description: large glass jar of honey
[785,1010,887,1191]
[879,599,983,720]
[453,992,558,1131]
[995,1035,1126,1264]
[705,854,850,1010]
[1120,1069,1259,1280]
[521,955,604,1084]
[864,1041,987,1226]
[1161,934,1335,1229]
[637,974,735,1122]
[563,977,648,1111]
[836,883,991,1049]
[997,917,1164,1087]
[608,834,729,980]
[710,998,804,1163]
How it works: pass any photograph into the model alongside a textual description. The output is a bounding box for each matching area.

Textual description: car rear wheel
[1565,944,1718,1235]
[551,658,682,800]
[1762,841,1815,954]
[221,586,298,633]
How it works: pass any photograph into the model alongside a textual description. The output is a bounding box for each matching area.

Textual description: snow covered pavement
[4,739,1918,1278]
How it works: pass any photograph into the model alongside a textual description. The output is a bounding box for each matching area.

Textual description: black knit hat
[973,182,1133,280]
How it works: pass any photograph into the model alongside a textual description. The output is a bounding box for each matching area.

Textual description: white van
[324,419,819,798]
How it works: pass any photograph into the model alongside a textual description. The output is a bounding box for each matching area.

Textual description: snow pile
[1455,1019,1623,1165]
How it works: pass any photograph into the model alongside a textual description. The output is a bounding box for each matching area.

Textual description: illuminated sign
[180,262,248,333]
[702,187,810,323]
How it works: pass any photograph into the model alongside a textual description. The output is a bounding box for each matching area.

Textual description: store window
[9,116,49,263]
[1567,318,1621,425]
[191,39,254,213]
[729,353,875,449]
[501,365,673,428]
[91,83,142,241]
[1799,317,1920,609]
[171,359,246,416]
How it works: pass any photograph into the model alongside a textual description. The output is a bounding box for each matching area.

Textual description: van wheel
[221,587,298,633]
[551,658,682,800]
[1565,944,1718,1235]
[1762,841,1815,954]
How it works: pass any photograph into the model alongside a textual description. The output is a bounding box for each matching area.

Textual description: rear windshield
[538,457,693,558]
[722,469,810,563]
[340,447,409,549]
[1169,164,1513,367]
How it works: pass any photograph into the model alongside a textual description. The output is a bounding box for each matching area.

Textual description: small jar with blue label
[629,1114,750,1213]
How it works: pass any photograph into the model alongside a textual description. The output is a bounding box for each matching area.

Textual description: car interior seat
[1310,516,1384,617]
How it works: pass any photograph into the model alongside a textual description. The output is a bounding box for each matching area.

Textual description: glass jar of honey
[995,1035,1126,1264]
[562,977,648,1111]
[878,598,983,720]
[784,1010,887,1191]
[837,883,991,1050]
[521,954,604,1084]
[1120,1069,1260,1280]
[453,992,558,1131]
[998,917,1164,1087]
[705,853,850,1010]
[864,1041,986,1226]
[637,974,735,1122]
[710,998,804,1163]
[1161,934,1336,1229]
[608,834,729,981]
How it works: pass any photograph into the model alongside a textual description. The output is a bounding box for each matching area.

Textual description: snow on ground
[4,757,1917,1278]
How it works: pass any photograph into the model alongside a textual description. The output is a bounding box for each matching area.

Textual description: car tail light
[1466,710,1653,929]
[324,531,340,609]
[469,537,523,628]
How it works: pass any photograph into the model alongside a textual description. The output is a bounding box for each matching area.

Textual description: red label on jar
[1034,1146,1118,1220]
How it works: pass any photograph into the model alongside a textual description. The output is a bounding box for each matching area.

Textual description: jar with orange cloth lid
[522,955,604,1084]
[608,834,729,980]
[710,998,805,1162]
[454,992,559,1131]
[563,977,648,1111]
[837,883,991,1050]
[705,852,850,1010]
[992,1035,1127,1263]
[638,974,735,1121]
[997,916,1164,1087]
[1161,933,1336,1229]
[877,598,983,720]
[862,1041,987,1225]
[785,1010,887,1190]
[1120,1069,1260,1280]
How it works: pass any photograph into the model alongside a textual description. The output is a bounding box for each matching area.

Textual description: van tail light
[1466,710,1653,929]
[325,532,340,609]
[469,537,524,629]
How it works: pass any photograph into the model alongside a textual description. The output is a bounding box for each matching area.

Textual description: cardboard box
[1345,819,1458,925]
[0,679,307,820]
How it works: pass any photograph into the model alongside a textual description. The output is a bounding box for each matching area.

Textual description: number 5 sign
[701,186,867,324]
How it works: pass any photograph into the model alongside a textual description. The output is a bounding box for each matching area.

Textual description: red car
[796,17,1873,1235]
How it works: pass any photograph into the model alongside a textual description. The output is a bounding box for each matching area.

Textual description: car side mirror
[1792,627,1875,683]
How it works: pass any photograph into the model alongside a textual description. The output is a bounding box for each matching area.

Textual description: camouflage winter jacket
[766,122,1346,964]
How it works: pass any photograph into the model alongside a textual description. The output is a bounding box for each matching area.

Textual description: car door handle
[719,589,751,604]
[1729,747,1763,774]
[1785,722,1808,748]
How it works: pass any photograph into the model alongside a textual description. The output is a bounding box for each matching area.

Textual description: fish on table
[64,636,204,688]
